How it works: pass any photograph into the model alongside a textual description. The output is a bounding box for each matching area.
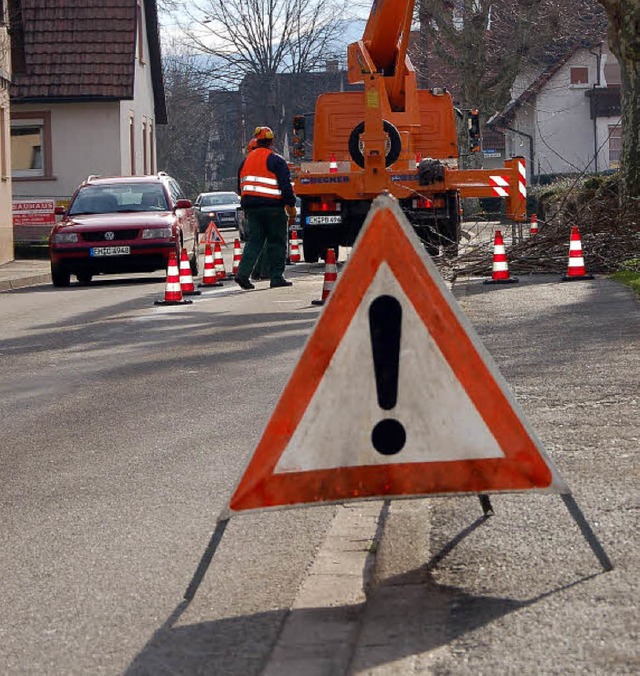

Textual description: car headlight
[52,232,78,243]
[142,227,173,239]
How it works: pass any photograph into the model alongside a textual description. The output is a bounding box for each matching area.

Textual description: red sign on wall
[13,199,56,243]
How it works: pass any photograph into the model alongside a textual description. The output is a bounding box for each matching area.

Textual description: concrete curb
[0,273,51,292]
[262,502,385,675]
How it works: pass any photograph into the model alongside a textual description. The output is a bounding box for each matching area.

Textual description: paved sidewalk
[0,257,51,292]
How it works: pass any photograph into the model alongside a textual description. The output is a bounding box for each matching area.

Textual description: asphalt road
[0,236,638,674]
[0,258,338,674]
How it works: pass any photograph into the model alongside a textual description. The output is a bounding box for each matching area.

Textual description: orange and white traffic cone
[529,213,539,236]
[231,238,242,277]
[213,242,228,281]
[311,248,338,306]
[484,229,518,285]
[179,247,201,296]
[155,251,193,305]
[561,226,594,281]
[289,230,301,264]
[329,153,338,173]
[199,243,223,287]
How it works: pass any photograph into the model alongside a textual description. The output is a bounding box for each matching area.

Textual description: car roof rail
[86,174,101,182]
[157,171,168,177]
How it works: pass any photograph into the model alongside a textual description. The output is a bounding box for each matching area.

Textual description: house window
[137,1,145,64]
[129,115,135,175]
[10,112,52,179]
[142,119,148,174]
[0,106,6,178]
[570,67,589,85]
[608,124,622,166]
[149,122,155,173]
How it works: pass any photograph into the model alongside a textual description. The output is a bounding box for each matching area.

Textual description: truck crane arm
[347,0,415,113]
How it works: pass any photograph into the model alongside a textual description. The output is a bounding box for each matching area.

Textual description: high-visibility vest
[240,148,282,200]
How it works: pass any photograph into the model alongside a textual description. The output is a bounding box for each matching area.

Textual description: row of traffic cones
[156,232,305,305]
[156,239,243,305]
[484,225,594,284]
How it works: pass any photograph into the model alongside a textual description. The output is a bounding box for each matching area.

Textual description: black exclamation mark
[369,295,406,455]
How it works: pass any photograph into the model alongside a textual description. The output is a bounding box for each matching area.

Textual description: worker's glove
[285,205,297,225]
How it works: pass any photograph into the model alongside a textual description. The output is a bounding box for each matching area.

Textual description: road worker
[235,126,297,289]
[243,137,272,281]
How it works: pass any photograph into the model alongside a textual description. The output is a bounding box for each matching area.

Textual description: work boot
[270,278,293,288]
[235,276,255,290]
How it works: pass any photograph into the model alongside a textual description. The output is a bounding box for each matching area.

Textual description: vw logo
[104,231,115,241]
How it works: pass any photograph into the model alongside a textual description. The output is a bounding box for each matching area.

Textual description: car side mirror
[55,205,66,215]
[174,199,192,210]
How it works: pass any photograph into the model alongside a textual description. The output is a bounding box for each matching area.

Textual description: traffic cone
[329,154,338,173]
[199,243,223,287]
[561,226,594,281]
[289,230,301,264]
[178,247,201,296]
[155,251,193,305]
[231,238,242,277]
[484,230,519,285]
[213,242,228,280]
[529,213,539,236]
[311,248,338,306]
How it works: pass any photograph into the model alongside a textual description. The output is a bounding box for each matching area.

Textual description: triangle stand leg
[184,518,230,602]
[561,494,613,572]
[478,494,494,516]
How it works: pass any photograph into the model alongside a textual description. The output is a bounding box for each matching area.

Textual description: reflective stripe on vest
[240,149,282,200]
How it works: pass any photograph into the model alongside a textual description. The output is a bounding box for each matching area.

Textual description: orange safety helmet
[253,126,275,141]
[246,137,258,152]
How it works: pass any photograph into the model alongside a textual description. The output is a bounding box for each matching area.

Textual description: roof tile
[11,0,137,100]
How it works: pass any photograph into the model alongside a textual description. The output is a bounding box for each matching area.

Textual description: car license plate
[90,246,131,256]
[219,214,235,221]
[306,215,342,225]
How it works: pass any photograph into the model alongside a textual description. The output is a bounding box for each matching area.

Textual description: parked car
[49,173,199,287]
[194,191,244,232]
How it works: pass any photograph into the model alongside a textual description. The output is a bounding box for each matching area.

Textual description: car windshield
[199,193,240,207]
[68,183,170,215]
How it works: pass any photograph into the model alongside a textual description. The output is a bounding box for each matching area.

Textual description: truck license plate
[90,246,131,256]
[306,215,342,225]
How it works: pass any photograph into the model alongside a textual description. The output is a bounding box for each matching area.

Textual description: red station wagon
[49,173,199,287]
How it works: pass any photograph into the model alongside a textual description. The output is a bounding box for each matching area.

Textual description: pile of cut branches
[448,173,640,280]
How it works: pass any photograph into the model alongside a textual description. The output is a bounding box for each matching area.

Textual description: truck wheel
[348,120,402,168]
[303,236,319,263]
[441,192,461,258]
[51,262,71,287]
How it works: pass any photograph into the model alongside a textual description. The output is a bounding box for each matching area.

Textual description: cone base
[154,298,194,306]
[483,277,519,285]
[561,274,594,282]
[182,289,202,296]
[198,281,224,287]
[311,299,326,306]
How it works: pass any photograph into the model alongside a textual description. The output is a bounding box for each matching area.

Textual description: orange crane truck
[291,0,527,263]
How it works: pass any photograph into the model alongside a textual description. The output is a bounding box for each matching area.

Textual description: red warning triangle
[204,220,227,246]
[228,196,567,514]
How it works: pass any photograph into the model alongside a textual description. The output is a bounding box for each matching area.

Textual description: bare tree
[418,0,606,114]
[179,0,347,78]
[156,49,212,196]
[597,0,640,204]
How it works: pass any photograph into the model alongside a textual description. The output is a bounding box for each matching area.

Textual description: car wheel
[76,272,93,286]
[51,262,71,287]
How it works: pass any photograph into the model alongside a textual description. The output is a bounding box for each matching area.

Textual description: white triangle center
[275,263,505,473]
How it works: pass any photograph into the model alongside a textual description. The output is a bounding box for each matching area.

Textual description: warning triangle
[228,195,567,514]
[204,220,227,246]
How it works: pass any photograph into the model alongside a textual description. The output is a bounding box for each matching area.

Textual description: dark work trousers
[237,205,288,282]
